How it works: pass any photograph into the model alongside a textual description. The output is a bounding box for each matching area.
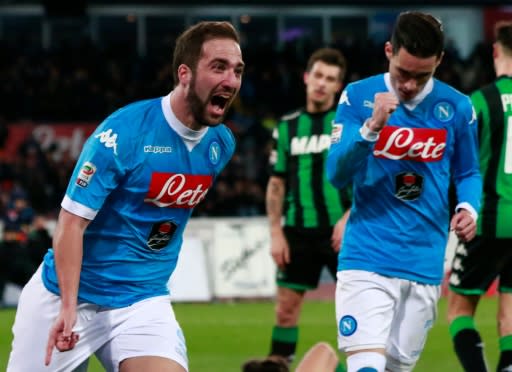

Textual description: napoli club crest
[339,315,357,336]
[209,141,221,165]
[433,101,455,122]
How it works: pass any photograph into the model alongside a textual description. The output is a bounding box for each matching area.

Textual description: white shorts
[335,270,440,370]
[7,265,188,372]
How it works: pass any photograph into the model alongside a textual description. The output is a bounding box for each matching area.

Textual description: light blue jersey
[327,73,481,284]
[42,94,235,307]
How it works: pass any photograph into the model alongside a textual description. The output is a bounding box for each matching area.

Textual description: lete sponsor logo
[144,173,213,208]
[373,126,447,162]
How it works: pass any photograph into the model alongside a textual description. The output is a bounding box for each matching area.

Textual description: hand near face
[367,92,399,132]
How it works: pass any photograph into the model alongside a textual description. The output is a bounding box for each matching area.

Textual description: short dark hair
[172,21,241,86]
[391,11,444,58]
[495,21,512,55]
[305,47,347,82]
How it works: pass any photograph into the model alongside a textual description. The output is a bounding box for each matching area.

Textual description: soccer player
[326,11,481,372]
[447,21,512,372]
[266,47,350,370]
[7,21,244,372]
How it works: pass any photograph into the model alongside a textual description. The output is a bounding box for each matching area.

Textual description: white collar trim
[384,73,433,110]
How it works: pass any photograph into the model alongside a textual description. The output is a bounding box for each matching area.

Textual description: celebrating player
[7,21,244,372]
[326,11,481,372]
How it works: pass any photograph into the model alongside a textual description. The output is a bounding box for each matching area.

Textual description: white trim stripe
[61,195,98,220]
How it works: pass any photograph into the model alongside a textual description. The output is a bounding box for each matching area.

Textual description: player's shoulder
[433,79,469,102]
[279,108,303,123]
[98,96,162,133]
[346,74,385,91]
[470,78,504,100]
[432,79,475,124]
[341,74,385,105]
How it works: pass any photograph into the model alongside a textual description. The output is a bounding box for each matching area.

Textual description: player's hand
[367,92,399,132]
[270,228,290,269]
[450,209,476,243]
[45,307,79,366]
[331,218,346,253]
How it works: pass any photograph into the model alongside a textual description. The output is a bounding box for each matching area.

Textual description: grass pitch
[0,297,500,371]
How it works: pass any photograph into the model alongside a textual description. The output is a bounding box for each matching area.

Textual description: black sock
[497,335,512,371]
[449,316,488,372]
[269,326,298,363]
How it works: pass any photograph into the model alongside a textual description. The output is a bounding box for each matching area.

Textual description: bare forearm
[53,209,89,309]
[266,176,285,232]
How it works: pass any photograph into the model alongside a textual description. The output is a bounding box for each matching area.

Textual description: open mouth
[210,94,230,112]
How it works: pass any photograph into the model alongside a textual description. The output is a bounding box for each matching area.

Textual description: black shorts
[449,236,512,294]
[277,226,338,291]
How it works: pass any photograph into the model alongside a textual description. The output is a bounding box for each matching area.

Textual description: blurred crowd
[0,32,497,300]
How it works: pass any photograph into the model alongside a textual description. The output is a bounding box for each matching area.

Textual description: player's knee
[346,352,386,372]
[497,313,512,335]
[275,303,300,325]
[275,309,298,325]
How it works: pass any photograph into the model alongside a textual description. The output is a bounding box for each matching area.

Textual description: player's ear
[435,51,444,68]
[177,64,192,85]
[384,41,393,60]
[303,71,309,86]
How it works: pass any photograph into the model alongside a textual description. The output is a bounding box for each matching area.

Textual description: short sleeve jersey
[326,73,481,284]
[42,94,235,307]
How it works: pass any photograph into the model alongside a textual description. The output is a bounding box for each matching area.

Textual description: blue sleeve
[451,97,482,214]
[65,112,134,211]
[326,85,374,189]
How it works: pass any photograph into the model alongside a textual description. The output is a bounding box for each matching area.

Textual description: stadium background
[0,1,509,371]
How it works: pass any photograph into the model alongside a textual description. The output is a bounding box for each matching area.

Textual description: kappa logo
[338,90,350,106]
[95,129,118,155]
[470,106,477,125]
[144,145,172,154]
[339,315,357,336]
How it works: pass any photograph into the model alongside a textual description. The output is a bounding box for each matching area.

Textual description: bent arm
[53,208,91,310]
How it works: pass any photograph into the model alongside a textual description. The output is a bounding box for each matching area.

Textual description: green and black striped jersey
[472,76,512,238]
[269,108,351,228]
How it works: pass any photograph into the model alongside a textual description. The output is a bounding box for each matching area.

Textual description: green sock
[449,315,476,337]
[270,326,298,361]
[500,335,512,351]
[335,362,346,372]
[450,316,488,372]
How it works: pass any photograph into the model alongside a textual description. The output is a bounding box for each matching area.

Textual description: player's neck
[169,89,202,131]
[306,99,334,114]
[495,59,512,77]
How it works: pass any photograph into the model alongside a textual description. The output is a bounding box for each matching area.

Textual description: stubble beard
[186,76,222,128]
